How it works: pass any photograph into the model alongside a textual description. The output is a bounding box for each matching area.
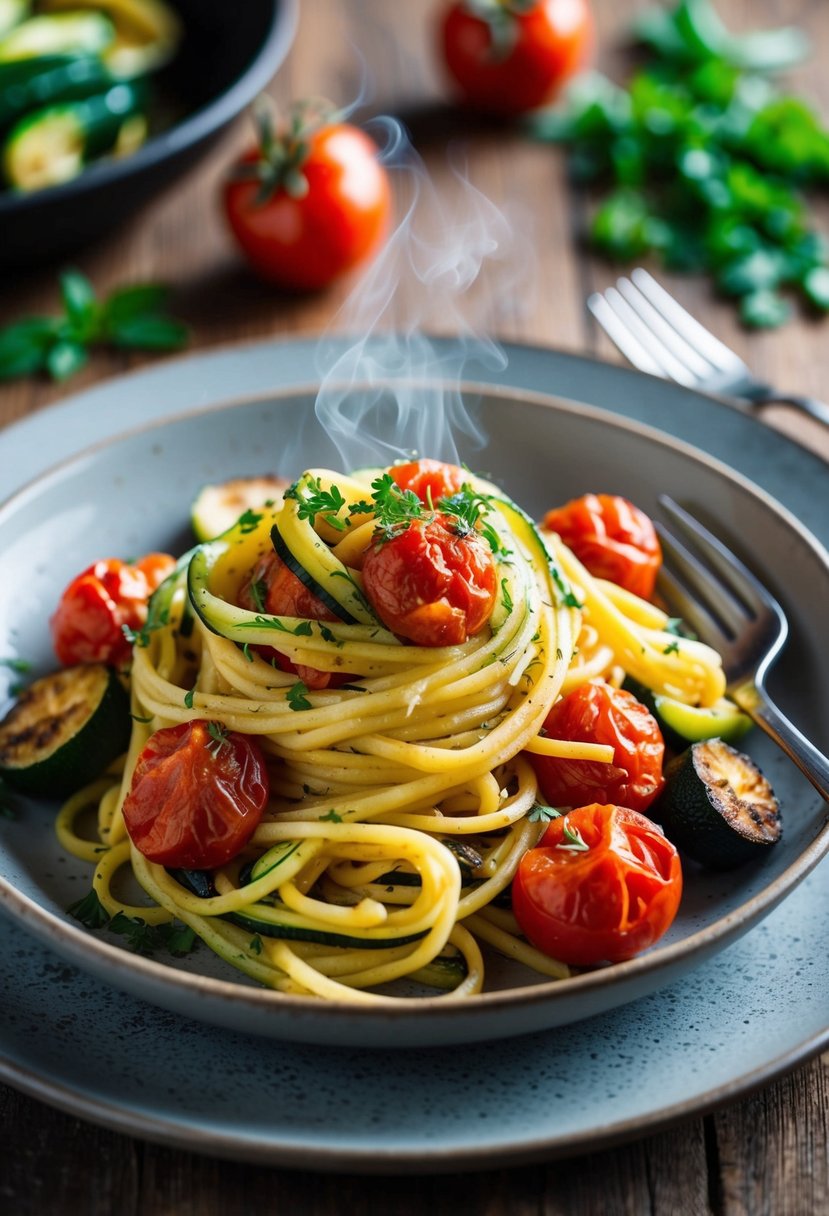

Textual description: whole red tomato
[362,516,497,646]
[237,549,346,689]
[543,493,662,600]
[529,681,665,812]
[390,459,467,505]
[122,719,269,869]
[440,0,593,116]
[513,802,682,965]
[50,553,175,668]
[223,101,391,292]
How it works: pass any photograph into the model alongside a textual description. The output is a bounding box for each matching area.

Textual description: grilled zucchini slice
[655,738,781,870]
[0,663,130,797]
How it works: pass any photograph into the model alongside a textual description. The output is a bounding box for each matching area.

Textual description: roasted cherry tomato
[513,802,682,965]
[50,553,175,668]
[529,681,665,812]
[440,0,593,116]
[223,101,391,292]
[122,719,269,869]
[362,515,497,646]
[390,458,466,505]
[542,493,662,601]
[237,549,346,690]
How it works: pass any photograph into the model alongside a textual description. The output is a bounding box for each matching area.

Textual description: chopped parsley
[370,472,427,541]
[206,721,230,755]
[663,639,681,655]
[287,680,312,711]
[319,808,344,823]
[184,688,196,709]
[289,477,349,531]
[237,508,264,534]
[248,578,268,613]
[559,819,590,853]
[529,804,561,824]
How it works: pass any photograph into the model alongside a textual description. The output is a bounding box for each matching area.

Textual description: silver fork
[656,495,829,802]
[588,268,829,427]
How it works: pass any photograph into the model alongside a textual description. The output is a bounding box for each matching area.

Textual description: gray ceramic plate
[0,338,827,1057]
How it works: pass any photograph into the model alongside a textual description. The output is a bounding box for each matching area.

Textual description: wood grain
[0,1,827,1211]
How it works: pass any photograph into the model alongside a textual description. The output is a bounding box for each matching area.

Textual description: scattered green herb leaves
[287,680,312,711]
[532,0,829,326]
[0,270,188,382]
[528,803,561,823]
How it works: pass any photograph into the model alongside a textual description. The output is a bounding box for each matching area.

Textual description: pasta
[56,466,728,1002]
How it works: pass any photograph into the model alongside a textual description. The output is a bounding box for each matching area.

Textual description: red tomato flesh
[122,720,269,869]
[543,493,662,601]
[237,549,347,690]
[513,802,682,965]
[50,553,175,668]
[440,0,593,116]
[390,459,466,505]
[361,516,497,646]
[224,123,391,292]
[529,681,665,812]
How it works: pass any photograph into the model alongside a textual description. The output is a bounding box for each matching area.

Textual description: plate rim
[0,368,827,1041]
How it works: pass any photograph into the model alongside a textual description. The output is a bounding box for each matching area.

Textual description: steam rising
[313,120,520,471]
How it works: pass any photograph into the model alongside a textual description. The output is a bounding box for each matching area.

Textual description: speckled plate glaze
[0,339,827,1063]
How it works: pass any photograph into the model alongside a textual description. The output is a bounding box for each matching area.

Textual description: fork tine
[615,276,713,380]
[655,563,732,645]
[630,269,746,376]
[657,495,780,620]
[655,523,748,641]
[586,291,667,378]
[589,287,699,386]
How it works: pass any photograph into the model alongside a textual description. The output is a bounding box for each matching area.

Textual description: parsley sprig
[67,888,197,957]
[0,270,188,382]
[285,477,349,531]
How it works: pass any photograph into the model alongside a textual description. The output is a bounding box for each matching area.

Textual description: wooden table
[1,1,827,1210]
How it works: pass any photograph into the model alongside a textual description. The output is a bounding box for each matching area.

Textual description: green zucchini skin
[654,738,782,870]
[622,676,752,751]
[270,521,358,625]
[0,53,112,128]
[0,663,130,797]
[2,79,145,188]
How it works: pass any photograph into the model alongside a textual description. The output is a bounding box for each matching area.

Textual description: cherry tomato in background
[542,493,662,601]
[237,549,347,690]
[362,516,497,646]
[223,99,392,292]
[512,802,682,965]
[528,681,665,812]
[390,459,467,504]
[50,553,175,668]
[122,719,269,869]
[440,0,593,116]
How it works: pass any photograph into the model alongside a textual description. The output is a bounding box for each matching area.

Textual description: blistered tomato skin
[512,802,682,966]
[122,720,269,869]
[440,0,593,116]
[362,516,498,647]
[543,493,662,601]
[50,553,175,668]
[529,681,666,812]
[390,459,467,505]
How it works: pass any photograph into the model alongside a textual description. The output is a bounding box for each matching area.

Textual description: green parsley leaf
[249,935,264,955]
[528,804,561,823]
[319,808,343,822]
[206,721,230,755]
[559,819,591,852]
[293,477,349,531]
[184,688,196,709]
[287,681,312,711]
[663,639,681,655]
[67,888,111,929]
[370,472,426,541]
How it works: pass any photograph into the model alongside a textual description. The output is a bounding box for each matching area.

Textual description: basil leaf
[46,339,88,380]
[104,283,171,324]
[0,318,56,379]
[59,270,97,336]
[109,315,189,351]
[740,289,791,328]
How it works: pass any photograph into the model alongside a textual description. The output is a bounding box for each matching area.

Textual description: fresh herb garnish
[500,578,513,614]
[206,721,230,755]
[249,578,268,613]
[292,477,349,531]
[559,819,591,852]
[67,888,111,929]
[0,270,188,382]
[319,808,343,822]
[528,804,561,823]
[237,508,264,534]
[287,680,312,711]
[439,484,503,553]
[370,472,427,540]
[663,639,681,655]
[531,0,829,326]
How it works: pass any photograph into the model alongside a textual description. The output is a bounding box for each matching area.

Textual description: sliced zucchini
[191,476,288,543]
[270,520,363,625]
[0,664,130,798]
[3,80,144,190]
[42,0,181,77]
[655,738,781,870]
[0,53,113,129]
[0,12,114,61]
[623,676,752,750]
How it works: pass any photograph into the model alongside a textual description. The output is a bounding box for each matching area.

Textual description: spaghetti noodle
[56,466,727,1002]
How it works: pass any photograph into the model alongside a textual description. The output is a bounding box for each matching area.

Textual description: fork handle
[733,683,829,802]
[749,389,829,427]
